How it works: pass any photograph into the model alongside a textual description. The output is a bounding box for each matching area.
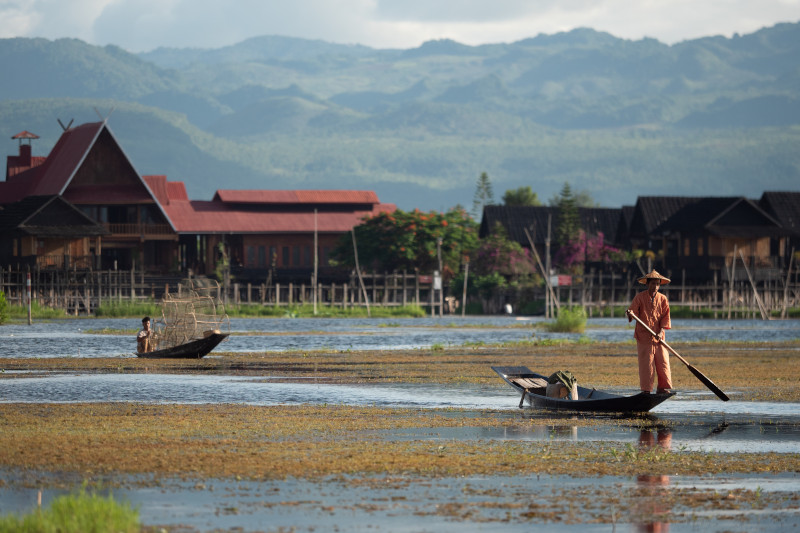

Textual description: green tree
[548,185,596,207]
[552,182,581,250]
[332,207,479,275]
[502,186,541,206]
[471,172,495,219]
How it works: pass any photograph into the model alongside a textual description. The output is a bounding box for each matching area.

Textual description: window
[282,246,290,267]
[697,238,704,256]
[292,246,300,266]
[303,246,311,266]
[270,246,277,267]
[247,246,255,267]
[683,238,690,256]
[258,246,266,268]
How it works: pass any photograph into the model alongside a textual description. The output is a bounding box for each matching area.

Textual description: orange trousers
[637,340,672,392]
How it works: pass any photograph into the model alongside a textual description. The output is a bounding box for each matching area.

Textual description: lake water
[2,316,799,358]
[1,315,798,531]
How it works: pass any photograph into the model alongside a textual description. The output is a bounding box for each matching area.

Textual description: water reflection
[635,428,673,533]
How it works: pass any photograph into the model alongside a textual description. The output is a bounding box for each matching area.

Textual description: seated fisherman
[137,316,153,353]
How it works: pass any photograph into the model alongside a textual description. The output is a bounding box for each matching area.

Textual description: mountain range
[1,23,799,211]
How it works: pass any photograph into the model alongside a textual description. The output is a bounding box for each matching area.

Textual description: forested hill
[1,23,799,210]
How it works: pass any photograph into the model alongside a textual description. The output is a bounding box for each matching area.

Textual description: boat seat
[509,377,548,395]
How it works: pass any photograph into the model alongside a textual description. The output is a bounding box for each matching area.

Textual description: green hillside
[1,23,799,209]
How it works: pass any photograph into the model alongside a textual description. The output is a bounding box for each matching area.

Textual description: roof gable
[760,191,800,236]
[629,196,787,239]
[0,195,107,237]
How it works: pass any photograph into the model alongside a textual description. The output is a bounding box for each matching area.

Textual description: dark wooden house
[0,195,108,269]
[626,196,789,282]
[759,191,800,259]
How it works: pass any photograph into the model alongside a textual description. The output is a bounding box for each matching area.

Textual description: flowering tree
[472,224,536,279]
[554,231,623,273]
[332,207,479,274]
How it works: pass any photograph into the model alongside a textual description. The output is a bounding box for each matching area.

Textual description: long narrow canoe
[136,333,229,359]
[492,366,674,413]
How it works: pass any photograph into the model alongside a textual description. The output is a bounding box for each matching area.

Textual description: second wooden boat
[492,365,674,413]
[136,278,230,359]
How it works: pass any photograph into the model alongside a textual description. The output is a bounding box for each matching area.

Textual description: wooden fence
[1,265,798,318]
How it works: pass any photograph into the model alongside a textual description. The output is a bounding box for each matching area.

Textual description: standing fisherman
[626,270,673,394]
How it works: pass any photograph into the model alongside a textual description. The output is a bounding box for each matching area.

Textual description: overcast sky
[1,0,798,52]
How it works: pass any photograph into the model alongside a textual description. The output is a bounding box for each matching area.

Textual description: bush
[0,292,7,324]
[0,487,139,533]
[543,306,587,333]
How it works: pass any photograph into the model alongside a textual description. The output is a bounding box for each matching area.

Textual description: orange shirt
[629,290,671,343]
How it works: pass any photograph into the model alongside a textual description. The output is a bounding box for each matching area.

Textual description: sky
[0,0,799,52]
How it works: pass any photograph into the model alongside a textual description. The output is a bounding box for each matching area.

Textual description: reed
[7,301,70,320]
[0,487,139,533]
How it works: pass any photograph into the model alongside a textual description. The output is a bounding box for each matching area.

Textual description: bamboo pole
[523,227,560,313]
[781,248,795,319]
[737,249,769,320]
[351,229,370,317]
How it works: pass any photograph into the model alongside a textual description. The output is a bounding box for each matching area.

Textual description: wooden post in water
[781,248,795,319]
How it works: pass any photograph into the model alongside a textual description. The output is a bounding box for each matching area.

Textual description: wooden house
[150,182,395,281]
[0,195,108,269]
[3,121,395,281]
[2,123,176,271]
[626,196,789,282]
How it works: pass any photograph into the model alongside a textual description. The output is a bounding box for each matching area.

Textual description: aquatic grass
[7,301,71,320]
[540,306,587,333]
[0,486,139,533]
[0,403,798,483]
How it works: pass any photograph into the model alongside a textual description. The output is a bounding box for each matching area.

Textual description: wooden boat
[136,278,230,359]
[492,365,674,413]
[137,331,229,359]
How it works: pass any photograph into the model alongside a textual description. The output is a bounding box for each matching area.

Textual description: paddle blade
[687,364,730,402]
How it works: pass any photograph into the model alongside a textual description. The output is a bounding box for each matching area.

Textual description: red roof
[163,197,396,234]
[2,121,395,237]
[6,155,46,178]
[213,189,380,205]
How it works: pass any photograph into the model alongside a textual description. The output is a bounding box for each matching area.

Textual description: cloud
[0,0,113,41]
[91,0,379,51]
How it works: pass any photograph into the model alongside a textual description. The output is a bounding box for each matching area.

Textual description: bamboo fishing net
[151,278,230,351]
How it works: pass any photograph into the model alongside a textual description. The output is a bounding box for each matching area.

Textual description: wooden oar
[628,311,730,402]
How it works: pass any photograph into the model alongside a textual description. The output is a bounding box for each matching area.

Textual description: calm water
[2,316,799,358]
[1,316,798,531]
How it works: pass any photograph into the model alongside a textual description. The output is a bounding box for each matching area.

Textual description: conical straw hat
[637,269,671,285]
